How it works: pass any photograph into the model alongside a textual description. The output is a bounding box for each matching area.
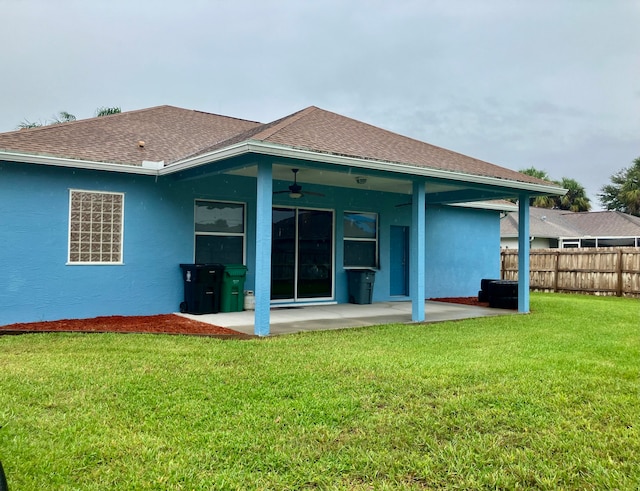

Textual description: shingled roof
[195,106,550,186]
[0,104,553,187]
[0,105,261,166]
[501,207,640,238]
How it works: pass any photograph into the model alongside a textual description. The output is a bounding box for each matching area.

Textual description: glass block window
[344,211,378,268]
[69,190,124,264]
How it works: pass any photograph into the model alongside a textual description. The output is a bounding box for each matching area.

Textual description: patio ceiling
[228,163,414,194]
[227,162,521,205]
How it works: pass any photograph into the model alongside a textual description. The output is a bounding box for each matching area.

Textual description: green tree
[517,167,556,208]
[50,111,77,124]
[95,106,121,117]
[17,106,120,129]
[599,157,640,216]
[555,177,591,212]
[519,166,550,181]
[16,119,43,129]
[516,166,591,211]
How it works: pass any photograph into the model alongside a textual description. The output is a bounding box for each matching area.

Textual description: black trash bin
[0,459,8,491]
[347,269,376,304]
[179,264,224,314]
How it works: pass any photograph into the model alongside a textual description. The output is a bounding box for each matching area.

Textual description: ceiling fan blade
[273,168,325,198]
[395,201,412,207]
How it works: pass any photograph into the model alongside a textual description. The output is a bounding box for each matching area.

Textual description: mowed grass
[0,293,638,490]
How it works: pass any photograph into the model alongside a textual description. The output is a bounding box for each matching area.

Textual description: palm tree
[50,111,77,124]
[17,106,120,130]
[599,157,640,216]
[17,120,43,129]
[555,177,591,212]
[517,167,556,208]
[516,167,591,211]
[95,106,121,117]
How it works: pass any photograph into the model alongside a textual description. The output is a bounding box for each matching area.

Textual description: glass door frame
[271,205,335,304]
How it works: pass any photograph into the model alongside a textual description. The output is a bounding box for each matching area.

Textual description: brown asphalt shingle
[0,105,261,166]
[200,106,552,185]
[0,104,554,187]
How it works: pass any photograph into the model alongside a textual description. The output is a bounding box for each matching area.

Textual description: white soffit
[227,164,415,194]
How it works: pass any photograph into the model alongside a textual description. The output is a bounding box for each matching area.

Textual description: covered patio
[0,105,565,330]
[177,300,516,336]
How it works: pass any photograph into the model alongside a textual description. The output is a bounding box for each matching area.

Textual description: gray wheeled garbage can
[347,269,376,304]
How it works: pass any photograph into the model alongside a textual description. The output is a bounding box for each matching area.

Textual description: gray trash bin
[347,269,376,304]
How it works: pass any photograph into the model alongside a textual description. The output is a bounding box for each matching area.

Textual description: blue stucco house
[0,105,564,334]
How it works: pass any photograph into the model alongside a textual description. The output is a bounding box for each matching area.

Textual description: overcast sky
[2,0,638,208]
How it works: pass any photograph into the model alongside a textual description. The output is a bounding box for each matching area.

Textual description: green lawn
[1,293,638,490]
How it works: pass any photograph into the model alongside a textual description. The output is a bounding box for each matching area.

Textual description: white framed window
[343,211,378,268]
[68,190,124,264]
[194,200,246,264]
[560,239,580,249]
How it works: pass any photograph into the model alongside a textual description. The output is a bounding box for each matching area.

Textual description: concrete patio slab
[177,301,516,336]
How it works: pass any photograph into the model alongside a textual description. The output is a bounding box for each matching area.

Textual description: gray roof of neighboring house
[0,105,556,188]
[501,207,640,238]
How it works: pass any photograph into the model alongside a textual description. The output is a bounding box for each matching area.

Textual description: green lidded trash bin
[220,264,248,312]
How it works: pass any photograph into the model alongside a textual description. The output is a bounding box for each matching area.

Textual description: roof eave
[1,140,568,197]
[452,201,519,212]
[167,140,567,196]
[0,150,157,175]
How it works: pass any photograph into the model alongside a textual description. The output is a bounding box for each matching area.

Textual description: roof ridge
[190,108,262,125]
[173,107,322,162]
[250,106,319,141]
[263,106,556,188]
[615,210,640,225]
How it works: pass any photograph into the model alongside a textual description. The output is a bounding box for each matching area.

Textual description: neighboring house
[0,105,564,334]
[501,207,640,249]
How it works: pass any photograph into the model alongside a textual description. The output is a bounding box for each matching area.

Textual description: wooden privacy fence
[501,247,640,298]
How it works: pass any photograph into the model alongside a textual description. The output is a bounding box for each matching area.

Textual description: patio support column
[254,161,273,336]
[517,194,530,313]
[410,179,426,322]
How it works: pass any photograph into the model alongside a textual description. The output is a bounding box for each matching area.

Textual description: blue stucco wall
[424,205,501,298]
[0,161,194,324]
[1,159,501,325]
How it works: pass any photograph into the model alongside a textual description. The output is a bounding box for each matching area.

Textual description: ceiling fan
[273,168,325,199]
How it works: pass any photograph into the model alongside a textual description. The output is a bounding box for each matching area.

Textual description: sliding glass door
[271,207,333,301]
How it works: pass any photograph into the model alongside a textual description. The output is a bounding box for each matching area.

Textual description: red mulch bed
[429,297,489,307]
[0,314,253,339]
[1,298,486,337]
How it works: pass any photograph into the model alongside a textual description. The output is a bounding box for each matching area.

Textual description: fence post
[617,248,623,297]
[554,250,560,293]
